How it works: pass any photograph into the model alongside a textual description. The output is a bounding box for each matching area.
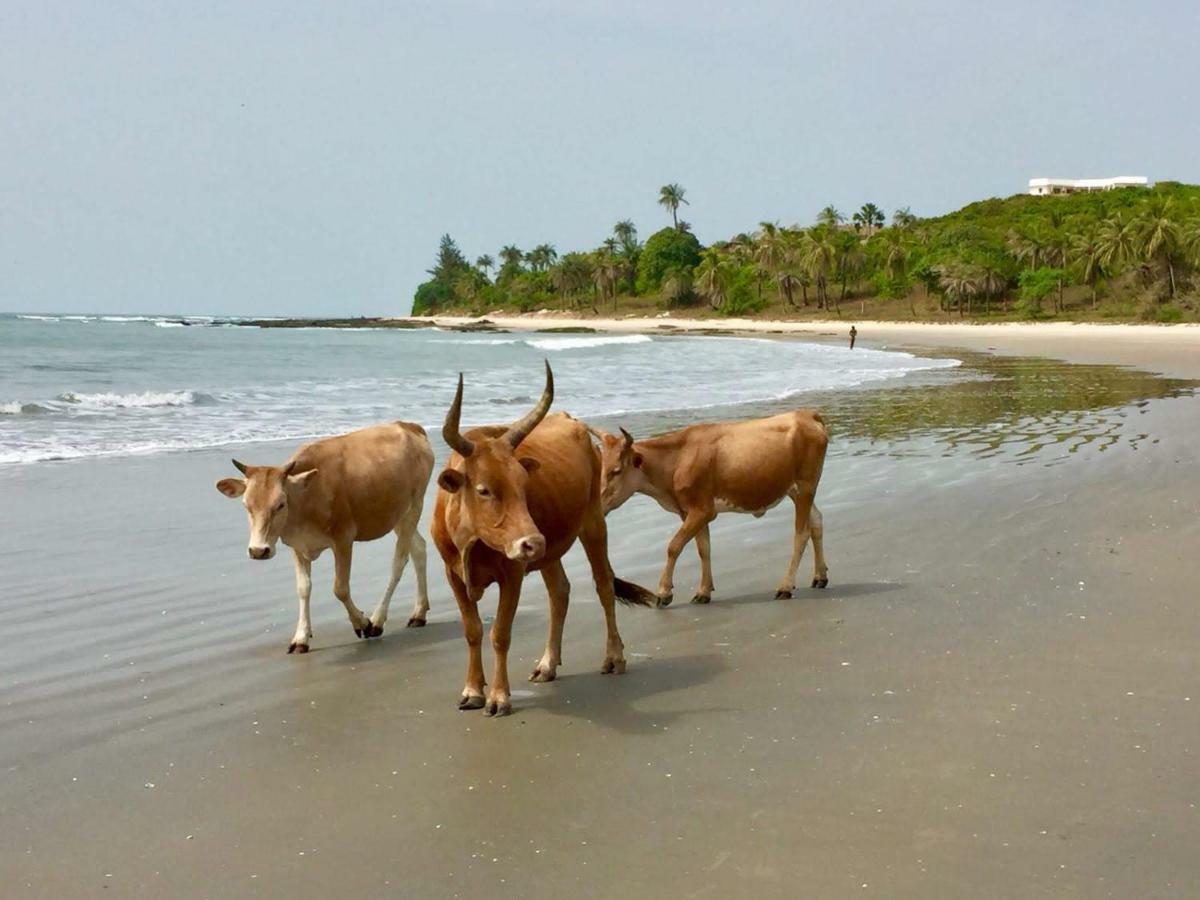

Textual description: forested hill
[412,182,1200,322]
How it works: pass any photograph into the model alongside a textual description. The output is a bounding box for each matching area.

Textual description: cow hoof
[484,700,512,717]
[529,666,556,683]
[775,589,793,600]
[287,642,310,654]
[601,657,626,675]
[812,578,829,589]
[406,616,427,628]
[458,694,486,711]
[690,593,711,605]
[355,623,384,639]
[655,593,673,609]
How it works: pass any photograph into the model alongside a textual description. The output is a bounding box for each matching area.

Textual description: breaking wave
[524,334,653,351]
[56,390,214,410]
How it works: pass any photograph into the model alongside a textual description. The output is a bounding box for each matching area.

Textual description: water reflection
[594,352,1197,468]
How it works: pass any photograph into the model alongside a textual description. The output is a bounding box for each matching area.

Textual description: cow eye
[476,485,491,498]
[274,501,286,512]
[610,467,622,477]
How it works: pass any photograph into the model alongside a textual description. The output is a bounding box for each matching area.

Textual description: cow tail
[613,576,657,607]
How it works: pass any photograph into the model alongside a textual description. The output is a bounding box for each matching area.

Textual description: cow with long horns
[431,362,654,717]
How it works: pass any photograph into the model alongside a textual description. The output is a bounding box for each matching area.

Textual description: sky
[2,0,1198,316]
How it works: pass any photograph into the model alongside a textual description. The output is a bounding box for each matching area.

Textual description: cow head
[437,362,553,564]
[215,460,317,560]
[592,426,644,513]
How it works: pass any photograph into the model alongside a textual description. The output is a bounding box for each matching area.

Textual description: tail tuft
[614,576,657,607]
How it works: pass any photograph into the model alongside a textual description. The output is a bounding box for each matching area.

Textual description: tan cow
[431,362,655,717]
[591,411,829,605]
[215,422,433,653]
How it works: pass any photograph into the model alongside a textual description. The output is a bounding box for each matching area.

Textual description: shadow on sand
[516,651,731,736]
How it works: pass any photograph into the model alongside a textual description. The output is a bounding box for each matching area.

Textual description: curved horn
[505,360,554,448]
[232,458,249,475]
[619,427,635,450]
[442,373,476,457]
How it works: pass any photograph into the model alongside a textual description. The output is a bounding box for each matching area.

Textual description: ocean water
[0,314,961,466]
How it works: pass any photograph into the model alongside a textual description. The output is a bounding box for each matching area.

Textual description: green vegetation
[411,182,1200,321]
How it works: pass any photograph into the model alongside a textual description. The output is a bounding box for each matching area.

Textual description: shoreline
[412,313,1200,378]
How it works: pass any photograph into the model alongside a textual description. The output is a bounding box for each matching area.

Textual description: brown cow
[591,411,829,605]
[215,422,433,653]
[431,362,654,717]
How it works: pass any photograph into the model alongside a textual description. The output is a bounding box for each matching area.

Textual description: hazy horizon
[3,1,1198,317]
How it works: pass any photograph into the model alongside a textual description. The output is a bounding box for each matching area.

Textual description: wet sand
[2,331,1199,898]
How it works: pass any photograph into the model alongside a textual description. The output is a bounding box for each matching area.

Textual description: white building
[1028,176,1149,196]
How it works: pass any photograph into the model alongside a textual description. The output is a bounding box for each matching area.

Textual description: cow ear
[216,477,246,498]
[288,469,317,490]
[438,468,465,493]
[631,452,644,469]
[519,457,540,474]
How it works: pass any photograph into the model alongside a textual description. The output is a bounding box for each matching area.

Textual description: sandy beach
[418,313,1200,377]
[3,323,1199,898]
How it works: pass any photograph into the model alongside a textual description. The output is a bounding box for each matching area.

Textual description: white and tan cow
[591,411,829,605]
[216,421,434,653]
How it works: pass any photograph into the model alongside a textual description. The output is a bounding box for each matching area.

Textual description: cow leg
[406,530,431,627]
[448,568,486,710]
[776,493,823,598]
[691,523,715,604]
[367,526,411,636]
[531,559,569,683]
[808,505,829,589]
[580,511,626,675]
[485,576,522,717]
[288,550,313,654]
[657,509,712,607]
[332,542,374,638]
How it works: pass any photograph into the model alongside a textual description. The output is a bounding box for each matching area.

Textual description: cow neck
[282,478,330,543]
[635,440,682,512]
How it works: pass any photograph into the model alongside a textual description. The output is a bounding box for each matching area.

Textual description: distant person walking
[849,325,857,350]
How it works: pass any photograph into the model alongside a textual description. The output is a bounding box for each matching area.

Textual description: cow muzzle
[248,545,275,561]
[506,534,546,563]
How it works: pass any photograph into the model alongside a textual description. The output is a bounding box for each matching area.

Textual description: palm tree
[593,244,625,310]
[799,227,837,311]
[661,267,693,306]
[658,184,689,229]
[754,222,790,304]
[1070,230,1107,309]
[613,219,638,251]
[852,203,885,237]
[1007,226,1047,271]
[475,254,494,278]
[936,263,980,318]
[526,243,558,273]
[1137,199,1183,298]
[694,248,732,310]
[892,207,917,229]
[1096,213,1138,272]
[498,245,524,270]
[878,229,916,315]
[1183,219,1200,271]
[833,231,866,304]
[817,205,844,229]
[549,253,593,307]
[977,265,1008,316]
